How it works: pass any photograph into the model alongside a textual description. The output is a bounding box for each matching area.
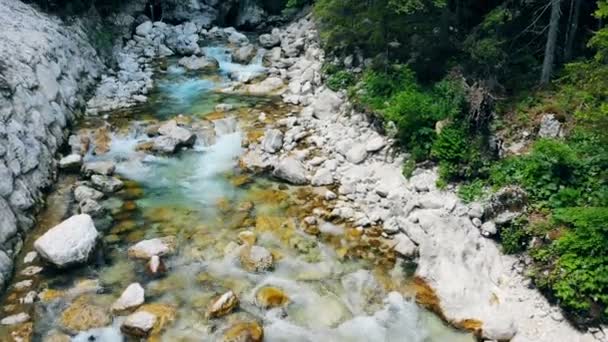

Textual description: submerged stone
[207,291,239,319]
[240,245,274,273]
[222,321,264,342]
[60,297,111,333]
[128,236,177,259]
[255,287,290,309]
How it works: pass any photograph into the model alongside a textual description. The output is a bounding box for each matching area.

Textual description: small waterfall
[204,46,267,82]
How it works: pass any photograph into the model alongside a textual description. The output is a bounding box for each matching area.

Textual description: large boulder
[259,29,281,48]
[178,55,219,72]
[232,44,257,64]
[158,120,197,147]
[246,77,284,95]
[273,157,308,185]
[34,214,98,267]
[312,89,342,120]
[261,129,284,154]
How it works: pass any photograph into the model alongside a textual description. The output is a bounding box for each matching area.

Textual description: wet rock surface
[34,214,98,267]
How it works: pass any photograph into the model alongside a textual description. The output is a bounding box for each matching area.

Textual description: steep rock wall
[0,0,103,288]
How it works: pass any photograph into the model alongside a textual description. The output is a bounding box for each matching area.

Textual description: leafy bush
[326,70,356,91]
[491,135,606,209]
[546,207,608,319]
[458,179,486,203]
[500,219,531,254]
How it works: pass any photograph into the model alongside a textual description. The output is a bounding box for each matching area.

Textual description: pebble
[23,252,37,264]
[1,313,30,325]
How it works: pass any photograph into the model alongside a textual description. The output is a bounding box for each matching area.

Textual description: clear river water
[0,46,474,342]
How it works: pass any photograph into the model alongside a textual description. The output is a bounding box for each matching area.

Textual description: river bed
[0,45,474,342]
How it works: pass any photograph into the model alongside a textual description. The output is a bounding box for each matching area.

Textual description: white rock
[158,120,196,147]
[246,77,284,95]
[74,185,104,203]
[312,89,342,120]
[324,190,337,200]
[112,283,145,312]
[392,233,417,257]
[79,198,105,217]
[34,214,98,267]
[91,175,124,193]
[122,311,156,336]
[273,157,308,185]
[21,266,43,276]
[177,55,219,71]
[262,129,284,154]
[135,21,153,36]
[481,221,497,237]
[345,144,368,164]
[365,136,386,152]
[81,160,116,177]
[13,280,33,290]
[311,167,334,186]
[259,32,280,48]
[538,113,562,138]
[1,312,29,325]
[20,290,37,304]
[59,154,83,170]
[23,251,37,264]
[128,236,176,259]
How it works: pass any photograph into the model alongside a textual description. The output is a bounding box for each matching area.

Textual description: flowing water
[0,45,474,341]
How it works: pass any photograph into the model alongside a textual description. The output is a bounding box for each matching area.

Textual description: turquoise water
[0,48,474,342]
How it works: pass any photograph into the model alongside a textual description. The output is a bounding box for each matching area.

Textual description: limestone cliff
[0,0,103,288]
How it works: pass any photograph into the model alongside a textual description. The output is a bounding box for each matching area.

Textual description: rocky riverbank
[0,0,103,290]
[238,14,600,342]
[0,0,603,340]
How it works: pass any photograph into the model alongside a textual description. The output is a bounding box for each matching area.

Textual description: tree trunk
[541,0,562,85]
[564,0,581,61]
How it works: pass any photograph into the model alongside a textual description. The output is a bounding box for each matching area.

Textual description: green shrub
[458,179,486,203]
[326,70,356,91]
[402,159,416,179]
[549,207,608,317]
[500,220,531,254]
[491,135,606,209]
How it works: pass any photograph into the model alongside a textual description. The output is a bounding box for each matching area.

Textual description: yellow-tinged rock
[255,287,290,309]
[137,303,177,336]
[122,201,137,211]
[237,231,256,246]
[222,321,263,342]
[93,125,111,155]
[43,330,71,342]
[248,188,288,206]
[11,322,33,342]
[60,296,111,333]
[254,215,283,232]
[230,175,253,187]
[38,289,64,302]
[206,291,239,319]
[216,197,232,213]
[206,111,227,121]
